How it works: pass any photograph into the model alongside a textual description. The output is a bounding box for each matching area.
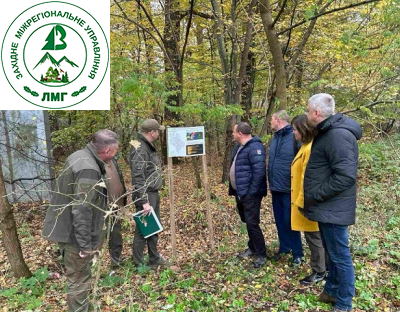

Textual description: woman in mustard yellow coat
[291,114,327,285]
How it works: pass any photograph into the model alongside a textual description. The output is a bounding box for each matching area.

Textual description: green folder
[133,207,163,238]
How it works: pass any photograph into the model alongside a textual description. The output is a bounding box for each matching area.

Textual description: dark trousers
[108,217,122,264]
[59,243,92,312]
[99,216,123,265]
[304,231,327,273]
[236,194,266,257]
[271,191,303,258]
[133,191,161,265]
[319,222,355,311]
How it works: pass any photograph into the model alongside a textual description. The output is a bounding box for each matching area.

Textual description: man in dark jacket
[42,130,122,312]
[305,93,362,312]
[130,119,168,268]
[229,122,268,268]
[268,110,303,266]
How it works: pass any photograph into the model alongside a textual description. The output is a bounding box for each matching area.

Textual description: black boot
[299,270,326,285]
[253,256,267,268]
[237,248,255,259]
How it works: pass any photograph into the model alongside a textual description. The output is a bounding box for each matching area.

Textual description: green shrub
[0,267,50,310]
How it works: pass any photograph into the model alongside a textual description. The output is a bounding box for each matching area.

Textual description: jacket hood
[318,113,362,140]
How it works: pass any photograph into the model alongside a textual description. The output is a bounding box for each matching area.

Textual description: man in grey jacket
[42,129,120,312]
[130,119,168,268]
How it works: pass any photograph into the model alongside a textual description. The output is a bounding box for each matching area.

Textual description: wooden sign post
[202,155,215,249]
[167,156,177,258]
[166,129,177,258]
[166,126,215,258]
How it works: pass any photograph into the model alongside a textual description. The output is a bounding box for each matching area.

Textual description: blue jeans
[319,222,355,311]
[271,191,303,258]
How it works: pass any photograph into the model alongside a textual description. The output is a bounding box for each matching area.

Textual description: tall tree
[0,157,31,278]
[1,111,17,202]
[259,0,287,111]
[209,0,259,182]
[258,0,382,135]
[164,0,183,120]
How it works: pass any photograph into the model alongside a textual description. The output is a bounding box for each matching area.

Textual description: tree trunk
[259,0,287,109]
[242,51,256,122]
[221,115,238,183]
[210,0,233,106]
[259,88,277,136]
[1,111,17,202]
[210,0,240,183]
[234,0,257,106]
[164,0,183,122]
[0,157,31,278]
[191,157,202,189]
[43,111,56,191]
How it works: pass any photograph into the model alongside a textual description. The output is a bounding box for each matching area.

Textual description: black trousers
[236,194,266,257]
[108,217,123,264]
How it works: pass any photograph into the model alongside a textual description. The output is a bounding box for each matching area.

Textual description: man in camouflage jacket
[130,119,168,268]
[42,130,122,312]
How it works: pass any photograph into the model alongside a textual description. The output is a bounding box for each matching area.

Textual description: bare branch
[342,100,399,114]
[277,0,381,36]
[111,0,178,77]
[4,176,55,185]
[271,0,288,29]
[192,10,214,19]
[180,0,195,71]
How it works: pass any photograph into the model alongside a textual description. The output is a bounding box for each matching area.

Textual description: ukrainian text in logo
[1,1,109,109]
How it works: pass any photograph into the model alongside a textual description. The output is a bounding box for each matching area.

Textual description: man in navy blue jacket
[229,122,268,268]
[268,110,303,266]
[305,93,361,312]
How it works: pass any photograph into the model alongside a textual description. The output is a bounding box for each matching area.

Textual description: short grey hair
[273,110,290,122]
[91,129,119,151]
[308,93,335,118]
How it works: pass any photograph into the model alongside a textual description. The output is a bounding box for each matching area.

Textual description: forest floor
[1,135,400,312]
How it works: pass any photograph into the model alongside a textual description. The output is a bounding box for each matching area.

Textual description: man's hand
[79,250,92,258]
[142,202,152,216]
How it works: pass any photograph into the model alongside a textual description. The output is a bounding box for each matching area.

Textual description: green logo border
[1,1,109,109]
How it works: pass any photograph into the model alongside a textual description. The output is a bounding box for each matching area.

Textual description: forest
[0,0,400,311]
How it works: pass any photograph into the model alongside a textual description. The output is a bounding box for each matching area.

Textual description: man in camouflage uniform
[130,119,168,268]
[42,129,123,312]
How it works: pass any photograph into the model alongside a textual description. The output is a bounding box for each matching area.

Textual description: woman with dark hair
[291,114,327,285]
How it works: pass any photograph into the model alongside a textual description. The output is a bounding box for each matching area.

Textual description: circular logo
[1,1,109,109]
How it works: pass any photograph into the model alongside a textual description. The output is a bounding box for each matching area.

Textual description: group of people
[230,93,362,312]
[40,92,361,312]
[42,119,167,312]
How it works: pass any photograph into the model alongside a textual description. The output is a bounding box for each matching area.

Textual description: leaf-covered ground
[1,137,400,311]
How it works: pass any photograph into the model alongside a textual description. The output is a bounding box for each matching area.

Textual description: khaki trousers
[59,243,92,312]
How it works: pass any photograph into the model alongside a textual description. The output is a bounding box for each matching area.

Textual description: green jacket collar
[85,143,106,175]
[138,133,156,152]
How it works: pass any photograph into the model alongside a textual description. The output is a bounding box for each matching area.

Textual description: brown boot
[149,256,170,269]
[318,291,336,304]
